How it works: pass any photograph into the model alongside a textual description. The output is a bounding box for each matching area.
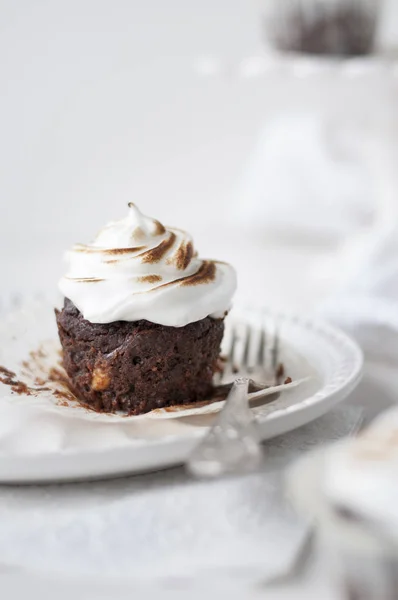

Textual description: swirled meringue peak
[59,203,237,326]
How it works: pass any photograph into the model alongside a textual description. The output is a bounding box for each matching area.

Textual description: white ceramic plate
[0,302,363,483]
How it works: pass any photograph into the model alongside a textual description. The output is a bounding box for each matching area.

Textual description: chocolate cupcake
[264,0,379,56]
[56,203,236,415]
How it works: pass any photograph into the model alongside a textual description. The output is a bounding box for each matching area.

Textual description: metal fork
[223,320,279,387]
[186,320,279,478]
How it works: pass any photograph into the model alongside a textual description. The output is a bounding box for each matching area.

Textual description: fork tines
[222,317,280,386]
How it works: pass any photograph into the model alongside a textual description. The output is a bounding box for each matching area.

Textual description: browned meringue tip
[65,277,104,283]
[152,219,165,235]
[180,260,216,286]
[146,260,217,292]
[137,274,163,284]
[167,240,194,271]
[140,232,176,264]
[73,244,146,255]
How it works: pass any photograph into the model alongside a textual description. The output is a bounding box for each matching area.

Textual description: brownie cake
[56,298,224,414]
[57,203,236,415]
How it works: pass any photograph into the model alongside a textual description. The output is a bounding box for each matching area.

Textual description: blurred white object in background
[234,56,395,242]
[231,54,398,308]
[236,109,374,240]
[289,406,398,599]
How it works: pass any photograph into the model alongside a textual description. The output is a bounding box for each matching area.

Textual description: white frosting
[59,203,237,326]
[323,408,398,544]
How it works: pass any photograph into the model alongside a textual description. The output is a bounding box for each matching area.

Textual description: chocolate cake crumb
[0,366,16,380]
[0,364,50,396]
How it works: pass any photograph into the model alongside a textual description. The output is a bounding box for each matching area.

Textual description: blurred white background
[1,0,398,307]
[1,1,266,239]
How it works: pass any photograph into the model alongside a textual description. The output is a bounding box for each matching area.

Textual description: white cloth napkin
[0,405,361,585]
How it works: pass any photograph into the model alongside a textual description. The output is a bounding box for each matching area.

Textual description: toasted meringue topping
[59,203,236,326]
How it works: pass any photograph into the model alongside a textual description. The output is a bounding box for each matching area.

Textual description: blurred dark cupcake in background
[264,0,382,56]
